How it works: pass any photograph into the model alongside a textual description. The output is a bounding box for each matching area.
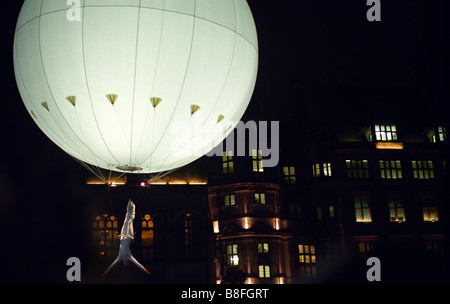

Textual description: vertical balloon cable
[71,156,108,184]
[149,107,157,173]
[71,98,110,181]
[130,1,143,168]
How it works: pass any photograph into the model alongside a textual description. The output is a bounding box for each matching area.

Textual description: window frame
[258,265,271,278]
[283,166,296,184]
[437,126,447,142]
[298,244,317,278]
[226,244,239,266]
[257,242,269,253]
[222,150,234,174]
[374,124,398,142]
[252,149,264,172]
[346,160,370,179]
[423,207,439,223]
[92,214,119,257]
[379,160,403,179]
[141,213,156,261]
[388,199,406,223]
[254,192,266,205]
[412,160,435,179]
[224,194,236,206]
[354,197,372,223]
[312,163,332,178]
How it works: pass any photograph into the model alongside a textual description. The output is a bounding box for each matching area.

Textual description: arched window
[92,214,119,257]
[141,214,156,261]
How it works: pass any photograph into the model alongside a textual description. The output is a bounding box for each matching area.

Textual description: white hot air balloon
[13,0,258,179]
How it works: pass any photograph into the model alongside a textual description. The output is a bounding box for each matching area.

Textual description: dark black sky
[246,0,449,121]
[0,0,449,283]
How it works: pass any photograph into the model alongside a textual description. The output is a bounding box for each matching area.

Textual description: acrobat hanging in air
[104,199,150,275]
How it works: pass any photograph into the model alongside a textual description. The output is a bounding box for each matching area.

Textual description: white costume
[104,200,150,275]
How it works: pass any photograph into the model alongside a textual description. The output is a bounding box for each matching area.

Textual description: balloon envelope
[14,0,258,173]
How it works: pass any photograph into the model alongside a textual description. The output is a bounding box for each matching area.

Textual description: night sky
[0,0,449,283]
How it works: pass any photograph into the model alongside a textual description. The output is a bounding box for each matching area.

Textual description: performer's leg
[103,256,121,275]
[129,255,150,275]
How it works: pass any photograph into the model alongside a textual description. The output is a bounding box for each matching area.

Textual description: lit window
[358,242,374,258]
[257,242,269,253]
[283,166,296,184]
[423,206,439,222]
[213,221,219,233]
[141,214,155,261]
[346,160,370,179]
[92,214,119,256]
[437,126,446,142]
[222,151,234,174]
[379,160,402,179]
[257,243,270,278]
[323,163,332,176]
[329,204,335,219]
[312,163,321,177]
[298,244,316,278]
[374,124,398,141]
[389,200,405,223]
[254,193,266,204]
[354,197,372,223]
[224,194,236,206]
[252,149,264,172]
[312,163,332,177]
[412,161,434,179]
[258,265,271,278]
[298,245,316,264]
[226,244,239,266]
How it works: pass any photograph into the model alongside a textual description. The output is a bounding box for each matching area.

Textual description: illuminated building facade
[86,87,450,283]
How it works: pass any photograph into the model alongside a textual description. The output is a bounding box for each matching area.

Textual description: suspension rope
[71,156,108,184]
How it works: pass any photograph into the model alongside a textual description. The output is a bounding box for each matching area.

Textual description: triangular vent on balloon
[41,102,50,112]
[150,97,162,108]
[66,96,76,106]
[190,104,200,115]
[106,94,118,105]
